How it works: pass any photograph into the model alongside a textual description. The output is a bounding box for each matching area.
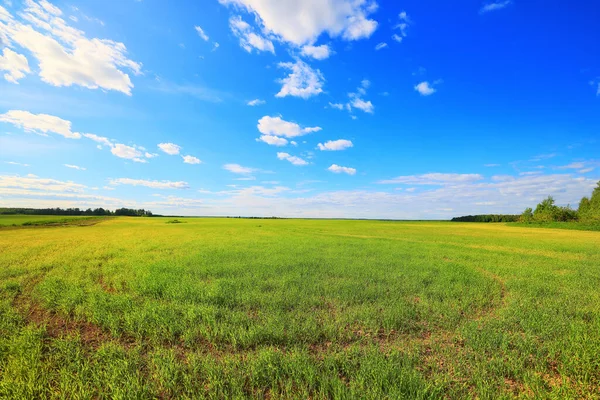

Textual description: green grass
[509,221,600,231]
[0,214,103,227]
[0,217,599,398]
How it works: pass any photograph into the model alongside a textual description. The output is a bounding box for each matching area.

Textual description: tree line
[520,181,600,223]
[0,207,154,217]
[451,214,520,223]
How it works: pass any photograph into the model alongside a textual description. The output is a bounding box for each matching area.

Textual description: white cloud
[257,115,321,138]
[374,42,387,50]
[414,81,436,96]
[158,142,182,155]
[480,1,512,13]
[378,173,484,185]
[350,97,374,113]
[530,153,557,162]
[247,98,265,106]
[579,168,594,174]
[110,178,189,189]
[3,172,597,219]
[277,152,308,166]
[0,110,81,138]
[300,44,331,60]
[0,0,141,94]
[223,163,255,174]
[257,135,288,146]
[194,25,209,41]
[229,15,275,53]
[0,47,30,83]
[484,163,500,167]
[591,79,600,96]
[328,164,356,175]
[111,143,146,162]
[0,112,154,164]
[182,155,201,164]
[0,174,86,192]
[218,0,378,46]
[393,11,411,40]
[82,133,112,147]
[276,59,324,99]
[80,133,153,163]
[5,161,30,167]
[335,79,374,115]
[317,139,353,151]
[64,164,85,170]
[556,162,586,170]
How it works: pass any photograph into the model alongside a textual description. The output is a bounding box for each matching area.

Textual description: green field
[0,215,102,227]
[1,217,599,399]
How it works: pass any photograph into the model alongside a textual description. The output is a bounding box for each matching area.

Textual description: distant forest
[0,208,154,217]
[451,215,519,222]
[453,180,600,223]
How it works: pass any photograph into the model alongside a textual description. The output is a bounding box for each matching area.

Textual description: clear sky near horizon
[0,0,599,218]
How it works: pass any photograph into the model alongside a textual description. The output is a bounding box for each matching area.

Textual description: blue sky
[0,0,599,218]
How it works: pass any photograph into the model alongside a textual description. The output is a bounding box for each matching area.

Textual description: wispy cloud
[5,161,30,167]
[480,1,512,14]
[109,178,189,190]
[64,164,86,170]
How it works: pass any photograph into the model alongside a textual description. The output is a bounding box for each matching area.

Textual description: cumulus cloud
[247,98,265,106]
[0,110,153,164]
[229,15,275,53]
[182,155,201,164]
[223,163,255,174]
[64,164,85,170]
[277,152,308,166]
[257,135,288,146]
[374,42,387,50]
[256,115,321,148]
[218,0,378,46]
[414,81,436,96]
[480,1,512,14]
[378,173,484,185]
[0,110,81,138]
[0,47,30,83]
[328,164,356,175]
[276,59,324,99]
[300,44,331,60]
[317,139,353,151]
[350,97,374,113]
[194,25,209,41]
[111,144,146,163]
[0,0,141,94]
[109,178,189,189]
[158,142,182,155]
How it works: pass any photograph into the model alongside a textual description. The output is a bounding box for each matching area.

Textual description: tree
[533,196,557,222]
[520,208,533,223]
